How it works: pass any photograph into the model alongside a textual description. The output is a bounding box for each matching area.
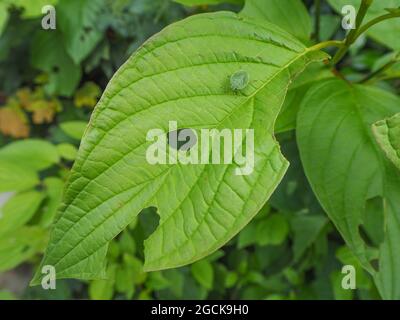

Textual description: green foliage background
[0,0,399,300]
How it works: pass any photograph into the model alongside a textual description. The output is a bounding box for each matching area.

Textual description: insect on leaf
[31,12,327,284]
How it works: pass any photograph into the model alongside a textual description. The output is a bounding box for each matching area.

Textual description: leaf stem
[359,53,400,83]
[353,12,400,41]
[331,0,373,65]
[308,40,344,52]
[313,0,321,42]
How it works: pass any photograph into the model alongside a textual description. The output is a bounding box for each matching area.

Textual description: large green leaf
[297,79,400,299]
[373,112,400,170]
[31,11,327,284]
[328,0,400,51]
[241,0,312,42]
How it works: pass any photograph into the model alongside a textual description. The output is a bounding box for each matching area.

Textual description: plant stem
[360,53,400,83]
[314,0,321,42]
[353,12,400,41]
[308,40,344,52]
[331,0,373,65]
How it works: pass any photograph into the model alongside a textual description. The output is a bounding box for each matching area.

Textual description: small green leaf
[290,214,327,261]
[0,2,9,37]
[373,112,400,171]
[89,264,116,300]
[0,139,59,171]
[0,191,45,236]
[40,178,64,227]
[57,143,78,161]
[0,160,39,193]
[256,214,289,246]
[60,121,87,140]
[191,259,214,289]
[237,222,258,249]
[0,227,48,272]
[118,231,136,255]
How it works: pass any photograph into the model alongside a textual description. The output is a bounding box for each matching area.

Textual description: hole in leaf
[359,196,385,247]
[168,128,197,151]
[138,206,159,239]
[370,259,380,272]
[52,65,60,73]
[358,225,374,248]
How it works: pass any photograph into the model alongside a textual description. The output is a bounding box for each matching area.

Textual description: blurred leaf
[89,264,116,300]
[27,99,62,124]
[191,260,214,290]
[147,271,170,290]
[237,221,257,249]
[256,214,289,246]
[40,177,64,227]
[0,290,16,300]
[225,271,238,288]
[0,160,38,193]
[7,0,58,18]
[0,226,48,272]
[57,143,78,161]
[290,214,327,261]
[58,0,105,64]
[0,2,8,36]
[123,254,147,285]
[0,190,44,236]
[118,231,136,255]
[115,265,135,297]
[0,139,59,171]
[74,82,101,108]
[241,0,312,42]
[31,30,81,96]
[319,14,340,41]
[60,121,87,140]
[0,107,29,138]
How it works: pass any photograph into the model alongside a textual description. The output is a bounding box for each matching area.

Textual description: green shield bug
[230,70,250,93]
